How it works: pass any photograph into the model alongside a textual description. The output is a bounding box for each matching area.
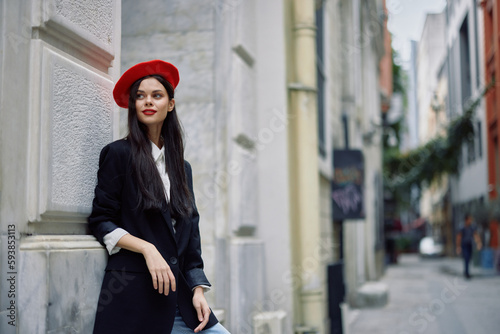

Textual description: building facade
[416,12,449,240]
[445,0,488,232]
[336,0,387,307]
[0,1,389,333]
[414,0,488,252]
[402,40,420,153]
[481,0,500,201]
[0,1,121,333]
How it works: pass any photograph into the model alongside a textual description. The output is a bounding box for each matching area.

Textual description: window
[495,138,500,194]
[448,38,460,118]
[459,15,472,106]
[458,144,463,172]
[493,73,497,112]
[316,2,326,157]
[473,1,480,88]
[467,135,476,164]
[477,120,482,158]
[488,7,494,46]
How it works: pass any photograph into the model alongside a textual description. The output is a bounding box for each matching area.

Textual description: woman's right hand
[115,233,176,295]
[142,244,177,295]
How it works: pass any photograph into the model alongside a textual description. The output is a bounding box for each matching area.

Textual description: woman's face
[135,77,175,130]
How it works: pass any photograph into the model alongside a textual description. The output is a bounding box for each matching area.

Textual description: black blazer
[88,139,217,330]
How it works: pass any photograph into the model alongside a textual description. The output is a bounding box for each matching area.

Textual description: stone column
[0,1,121,333]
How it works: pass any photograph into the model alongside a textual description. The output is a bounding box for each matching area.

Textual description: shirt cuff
[192,285,211,293]
[103,228,129,255]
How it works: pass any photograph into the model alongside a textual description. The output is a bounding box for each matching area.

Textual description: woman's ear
[168,98,175,112]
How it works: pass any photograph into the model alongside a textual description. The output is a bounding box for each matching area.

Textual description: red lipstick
[143,109,156,115]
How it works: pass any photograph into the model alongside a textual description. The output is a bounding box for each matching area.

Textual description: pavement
[346,254,500,334]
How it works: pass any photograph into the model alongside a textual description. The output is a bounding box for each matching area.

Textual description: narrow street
[348,254,500,334]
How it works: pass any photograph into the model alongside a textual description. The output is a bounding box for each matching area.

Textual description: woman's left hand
[192,286,211,332]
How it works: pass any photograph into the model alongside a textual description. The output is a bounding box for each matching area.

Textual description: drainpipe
[288,0,322,331]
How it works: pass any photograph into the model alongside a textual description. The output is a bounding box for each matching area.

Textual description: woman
[88,60,229,333]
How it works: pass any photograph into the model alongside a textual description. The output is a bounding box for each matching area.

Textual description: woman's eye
[136,93,144,99]
[154,93,163,98]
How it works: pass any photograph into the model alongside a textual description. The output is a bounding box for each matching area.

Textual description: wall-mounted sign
[332,150,364,220]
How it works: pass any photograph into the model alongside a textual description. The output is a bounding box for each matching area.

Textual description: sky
[387,0,447,67]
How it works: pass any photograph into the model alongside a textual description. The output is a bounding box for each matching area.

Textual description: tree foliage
[384,82,494,192]
[392,48,405,94]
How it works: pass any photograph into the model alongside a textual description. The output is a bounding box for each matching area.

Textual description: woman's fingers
[192,288,210,332]
[144,247,176,295]
[157,273,164,294]
[151,267,175,295]
[194,310,209,333]
[168,268,176,292]
[152,274,158,290]
[162,270,170,295]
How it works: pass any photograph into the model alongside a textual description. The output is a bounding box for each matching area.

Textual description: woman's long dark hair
[127,74,193,217]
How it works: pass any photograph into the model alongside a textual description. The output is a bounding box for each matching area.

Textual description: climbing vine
[384,81,494,191]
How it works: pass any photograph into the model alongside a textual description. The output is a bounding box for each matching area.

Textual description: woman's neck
[147,126,163,149]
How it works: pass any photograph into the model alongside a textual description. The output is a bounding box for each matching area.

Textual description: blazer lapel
[173,218,185,244]
[160,208,178,246]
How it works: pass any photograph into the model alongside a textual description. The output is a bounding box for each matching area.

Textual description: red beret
[113,60,180,108]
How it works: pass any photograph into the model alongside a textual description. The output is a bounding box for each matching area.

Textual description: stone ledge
[254,310,287,321]
[20,235,104,251]
[213,309,226,323]
[295,325,319,334]
[253,311,287,334]
[356,281,388,308]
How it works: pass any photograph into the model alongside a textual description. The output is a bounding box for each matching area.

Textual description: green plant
[384,82,494,192]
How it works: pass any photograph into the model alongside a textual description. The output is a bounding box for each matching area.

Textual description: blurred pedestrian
[88,60,230,333]
[456,213,482,279]
[490,220,500,273]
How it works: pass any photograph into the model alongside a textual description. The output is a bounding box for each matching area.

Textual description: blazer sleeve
[182,161,211,289]
[88,143,127,246]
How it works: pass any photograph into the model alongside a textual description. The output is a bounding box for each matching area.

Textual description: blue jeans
[462,244,472,277]
[172,308,230,333]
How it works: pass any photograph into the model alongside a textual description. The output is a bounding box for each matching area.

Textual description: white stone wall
[339,0,363,305]
[326,0,344,151]
[337,0,386,306]
[417,12,447,146]
[121,1,293,332]
[122,0,223,311]
[402,41,421,152]
[0,0,390,331]
[29,44,114,221]
[254,0,294,332]
[18,237,107,334]
[1,0,121,333]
